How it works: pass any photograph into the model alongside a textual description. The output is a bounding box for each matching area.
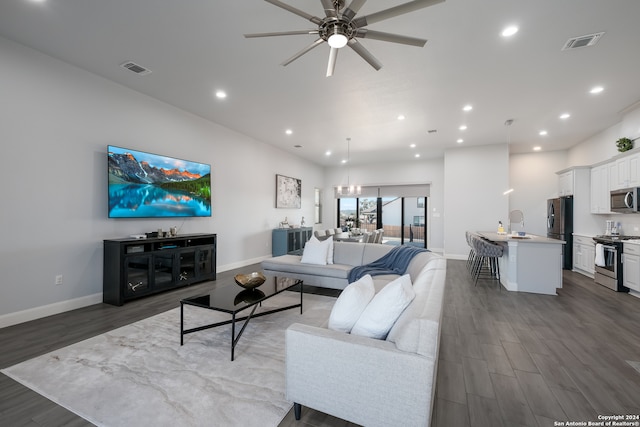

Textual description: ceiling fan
[244,0,445,77]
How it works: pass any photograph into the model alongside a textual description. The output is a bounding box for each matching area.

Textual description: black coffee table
[180,275,303,361]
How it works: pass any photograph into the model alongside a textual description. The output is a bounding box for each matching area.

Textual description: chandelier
[337,137,361,196]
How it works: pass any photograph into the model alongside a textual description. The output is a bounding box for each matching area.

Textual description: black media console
[103,233,217,306]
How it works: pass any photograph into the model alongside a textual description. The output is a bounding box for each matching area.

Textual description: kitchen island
[477,231,565,295]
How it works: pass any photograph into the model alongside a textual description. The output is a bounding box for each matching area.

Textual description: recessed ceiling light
[325,150,332,156]
[285,129,293,135]
[590,86,604,94]
[410,143,416,148]
[533,146,542,151]
[341,159,347,164]
[215,90,227,99]
[463,105,473,112]
[415,154,421,158]
[397,115,405,121]
[559,113,571,120]
[459,125,467,131]
[457,139,464,144]
[501,25,519,37]
[539,130,548,136]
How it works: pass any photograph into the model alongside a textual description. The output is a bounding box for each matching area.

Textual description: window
[314,188,322,224]
[338,198,357,230]
[337,194,428,248]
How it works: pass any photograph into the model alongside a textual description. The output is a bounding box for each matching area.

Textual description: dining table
[334,232,365,243]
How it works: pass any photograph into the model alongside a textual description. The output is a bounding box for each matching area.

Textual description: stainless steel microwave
[611,187,640,213]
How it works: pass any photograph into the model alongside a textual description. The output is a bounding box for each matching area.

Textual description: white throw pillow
[327,237,334,264]
[328,275,375,333]
[350,274,416,339]
[301,235,331,265]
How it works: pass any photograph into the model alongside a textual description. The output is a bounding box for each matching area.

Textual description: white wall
[564,103,640,237]
[323,158,445,251]
[444,144,509,258]
[509,151,568,236]
[0,36,323,326]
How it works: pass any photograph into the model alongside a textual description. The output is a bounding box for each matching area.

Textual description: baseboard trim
[217,255,271,273]
[0,256,271,329]
[0,293,103,329]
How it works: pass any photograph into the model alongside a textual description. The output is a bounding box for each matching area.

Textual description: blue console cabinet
[272,227,312,256]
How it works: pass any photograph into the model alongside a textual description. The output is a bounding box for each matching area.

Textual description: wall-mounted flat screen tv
[108,145,211,218]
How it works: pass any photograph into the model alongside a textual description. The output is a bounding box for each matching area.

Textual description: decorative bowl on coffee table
[234,272,266,289]
[234,289,266,305]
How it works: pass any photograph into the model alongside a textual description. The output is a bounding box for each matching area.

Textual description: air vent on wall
[120,61,152,76]
[561,32,605,51]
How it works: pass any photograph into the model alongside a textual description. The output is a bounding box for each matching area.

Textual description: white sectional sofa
[261,241,398,290]
[282,246,447,427]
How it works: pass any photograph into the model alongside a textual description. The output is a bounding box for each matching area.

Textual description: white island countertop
[477,232,565,244]
[475,231,564,295]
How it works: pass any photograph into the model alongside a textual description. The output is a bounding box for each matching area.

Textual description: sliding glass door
[337,195,427,248]
[403,197,426,248]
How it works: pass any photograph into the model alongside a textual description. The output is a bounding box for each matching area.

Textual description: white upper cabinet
[610,152,640,190]
[591,163,611,214]
[558,170,574,196]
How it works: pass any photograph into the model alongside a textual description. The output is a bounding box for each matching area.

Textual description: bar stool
[471,236,503,290]
[465,231,477,272]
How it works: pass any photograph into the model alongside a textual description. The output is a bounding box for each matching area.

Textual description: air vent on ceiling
[120,61,152,76]
[561,32,604,51]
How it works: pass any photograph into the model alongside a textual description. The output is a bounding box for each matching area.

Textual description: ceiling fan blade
[320,0,338,18]
[353,0,445,27]
[326,47,339,77]
[244,30,319,38]
[355,29,427,47]
[265,0,323,25]
[347,39,382,70]
[281,38,325,66]
[343,0,367,22]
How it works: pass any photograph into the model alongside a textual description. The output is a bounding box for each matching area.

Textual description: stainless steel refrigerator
[547,196,573,269]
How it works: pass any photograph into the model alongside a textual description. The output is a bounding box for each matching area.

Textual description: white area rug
[2,292,335,427]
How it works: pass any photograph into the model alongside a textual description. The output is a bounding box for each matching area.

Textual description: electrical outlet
[55,274,63,285]
[634,227,639,232]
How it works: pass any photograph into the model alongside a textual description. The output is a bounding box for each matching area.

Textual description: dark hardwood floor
[1,261,640,427]
[433,260,640,427]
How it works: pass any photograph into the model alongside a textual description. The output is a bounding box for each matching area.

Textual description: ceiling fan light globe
[328,33,348,48]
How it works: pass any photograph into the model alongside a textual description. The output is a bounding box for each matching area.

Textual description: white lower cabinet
[573,235,595,277]
[623,243,640,292]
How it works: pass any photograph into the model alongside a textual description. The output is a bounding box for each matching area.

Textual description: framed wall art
[276,174,301,209]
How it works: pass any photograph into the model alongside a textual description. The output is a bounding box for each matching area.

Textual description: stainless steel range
[592,235,635,292]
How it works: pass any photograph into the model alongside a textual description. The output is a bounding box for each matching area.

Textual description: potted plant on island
[616,137,634,152]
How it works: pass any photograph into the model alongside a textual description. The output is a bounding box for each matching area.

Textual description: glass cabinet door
[177,250,196,283]
[153,253,175,289]
[197,247,214,277]
[123,255,151,296]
